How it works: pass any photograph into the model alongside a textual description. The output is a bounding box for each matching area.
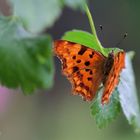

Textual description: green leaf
[8,0,62,33]
[0,16,54,93]
[62,30,106,55]
[91,89,121,128]
[62,30,122,57]
[118,52,140,133]
[62,30,102,51]
[8,0,89,33]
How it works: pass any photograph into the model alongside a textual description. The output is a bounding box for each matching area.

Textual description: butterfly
[54,40,125,104]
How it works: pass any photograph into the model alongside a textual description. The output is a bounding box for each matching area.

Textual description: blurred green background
[0,0,140,140]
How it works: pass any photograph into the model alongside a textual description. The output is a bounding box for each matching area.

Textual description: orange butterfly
[54,40,125,104]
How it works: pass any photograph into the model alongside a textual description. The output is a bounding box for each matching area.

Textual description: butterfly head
[108,50,115,60]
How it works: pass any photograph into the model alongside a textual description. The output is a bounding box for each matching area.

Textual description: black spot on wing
[72,56,76,59]
[76,71,83,79]
[79,83,89,91]
[85,86,89,91]
[87,77,92,81]
[89,52,94,58]
[85,69,90,72]
[89,70,93,75]
[79,83,84,87]
[78,46,87,55]
[73,66,79,73]
[85,61,90,66]
[76,60,81,63]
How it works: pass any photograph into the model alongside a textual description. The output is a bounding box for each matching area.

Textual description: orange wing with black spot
[54,40,106,101]
[102,51,125,104]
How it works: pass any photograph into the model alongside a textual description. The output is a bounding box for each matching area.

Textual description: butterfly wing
[102,51,126,104]
[54,40,106,101]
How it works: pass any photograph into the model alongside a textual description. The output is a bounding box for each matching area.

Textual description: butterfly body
[54,40,125,104]
[102,52,114,84]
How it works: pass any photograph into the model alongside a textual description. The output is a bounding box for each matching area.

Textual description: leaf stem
[85,5,104,53]
[85,5,97,38]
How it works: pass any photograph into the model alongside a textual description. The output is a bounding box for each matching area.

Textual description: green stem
[85,5,97,38]
[85,5,104,52]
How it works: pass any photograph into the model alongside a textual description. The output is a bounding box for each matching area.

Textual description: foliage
[61,6,140,130]
[0,16,54,93]
[91,89,121,128]
[0,0,88,92]
[0,0,139,132]
[118,52,140,132]
[8,0,87,33]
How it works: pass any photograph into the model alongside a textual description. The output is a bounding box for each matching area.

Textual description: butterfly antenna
[98,25,104,40]
[99,25,104,37]
[98,25,108,47]
[99,25,103,31]
[115,32,128,48]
